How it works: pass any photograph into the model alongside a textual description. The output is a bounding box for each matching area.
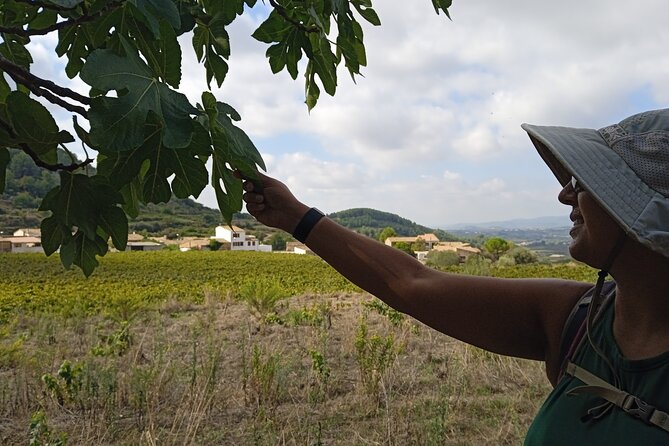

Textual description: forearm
[303,216,426,313]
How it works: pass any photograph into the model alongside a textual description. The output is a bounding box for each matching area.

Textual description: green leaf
[205,51,229,88]
[120,181,141,218]
[99,206,128,251]
[59,237,76,270]
[56,172,103,239]
[210,101,265,171]
[352,4,381,26]
[40,215,64,257]
[212,154,243,225]
[6,92,73,165]
[71,231,107,277]
[0,41,34,70]
[72,116,93,148]
[81,38,197,151]
[0,148,9,194]
[46,0,84,7]
[128,0,181,36]
[0,74,10,103]
[29,9,58,31]
[431,0,452,19]
[252,11,292,44]
[166,148,208,199]
[157,20,182,87]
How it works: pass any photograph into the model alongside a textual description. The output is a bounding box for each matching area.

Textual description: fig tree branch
[0,55,89,117]
[0,119,94,172]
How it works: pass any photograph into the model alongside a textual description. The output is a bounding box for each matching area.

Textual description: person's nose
[558,182,576,205]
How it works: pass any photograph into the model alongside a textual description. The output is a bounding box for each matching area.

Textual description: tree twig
[0,119,94,172]
[268,0,320,34]
[0,55,89,116]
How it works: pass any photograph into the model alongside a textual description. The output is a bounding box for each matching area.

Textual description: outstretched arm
[241,172,591,384]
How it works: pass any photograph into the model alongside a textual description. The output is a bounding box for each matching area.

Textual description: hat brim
[522,123,669,257]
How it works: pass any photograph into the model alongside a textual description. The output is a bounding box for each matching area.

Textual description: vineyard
[0,252,597,445]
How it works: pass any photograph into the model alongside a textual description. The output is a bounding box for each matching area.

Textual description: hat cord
[580,233,627,422]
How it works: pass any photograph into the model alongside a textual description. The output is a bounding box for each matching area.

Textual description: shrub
[237,277,288,321]
[425,250,461,268]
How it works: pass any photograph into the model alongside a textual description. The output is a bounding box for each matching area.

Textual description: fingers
[234,170,268,194]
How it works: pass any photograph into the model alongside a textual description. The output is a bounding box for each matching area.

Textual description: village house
[0,236,42,253]
[384,233,440,250]
[212,225,272,252]
[383,233,481,263]
[13,228,41,237]
[285,241,315,255]
[432,241,481,261]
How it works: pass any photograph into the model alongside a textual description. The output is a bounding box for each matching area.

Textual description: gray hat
[522,109,669,258]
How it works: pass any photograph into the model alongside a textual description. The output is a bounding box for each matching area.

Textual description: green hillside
[329,208,457,241]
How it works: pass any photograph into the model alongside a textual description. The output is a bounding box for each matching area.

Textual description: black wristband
[293,208,325,243]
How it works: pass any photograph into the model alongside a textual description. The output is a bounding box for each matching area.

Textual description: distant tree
[393,241,415,257]
[507,247,539,265]
[484,237,511,260]
[462,255,492,277]
[209,240,222,251]
[269,232,287,251]
[411,237,427,252]
[378,226,397,243]
[425,250,460,268]
[11,191,38,208]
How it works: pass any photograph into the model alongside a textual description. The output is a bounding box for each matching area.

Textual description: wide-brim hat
[522,109,669,258]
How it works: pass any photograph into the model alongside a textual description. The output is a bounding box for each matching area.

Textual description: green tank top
[524,297,669,445]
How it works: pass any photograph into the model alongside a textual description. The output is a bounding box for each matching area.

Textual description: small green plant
[309,349,331,403]
[286,302,332,328]
[41,360,83,406]
[29,410,68,446]
[91,321,133,357]
[362,298,405,326]
[354,316,398,404]
[242,344,283,409]
[237,278,288,321]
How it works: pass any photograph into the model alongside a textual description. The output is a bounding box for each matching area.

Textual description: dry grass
[0,292,551,445]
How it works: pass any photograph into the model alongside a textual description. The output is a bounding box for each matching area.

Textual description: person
[239,108,669,445]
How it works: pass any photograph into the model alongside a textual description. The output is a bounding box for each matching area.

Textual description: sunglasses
[570,176,585,194]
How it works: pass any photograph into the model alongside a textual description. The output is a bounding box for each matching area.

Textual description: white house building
[213,225,272,252]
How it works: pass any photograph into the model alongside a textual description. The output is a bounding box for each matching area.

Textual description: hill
[329,208,458,241]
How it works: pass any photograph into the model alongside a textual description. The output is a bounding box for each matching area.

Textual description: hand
[237,171,310,234]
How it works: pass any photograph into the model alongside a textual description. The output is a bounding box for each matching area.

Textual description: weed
[243,344,284,409]
[308,349,330,403]
[41,360,83,406]
[237,278,288,321]
[286,302,332,328]
[362,298,404,326]
[354,316,398,405]
[29,410,68,446]
[91,321,133,357]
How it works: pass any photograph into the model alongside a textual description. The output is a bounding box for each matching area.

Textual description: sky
[27,0,669,229]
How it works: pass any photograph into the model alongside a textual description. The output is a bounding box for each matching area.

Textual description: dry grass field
[0,252,595,445]
[1,292,551,445]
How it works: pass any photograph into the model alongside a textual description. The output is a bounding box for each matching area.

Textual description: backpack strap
[565,361,669,432]
[557,281,617,380]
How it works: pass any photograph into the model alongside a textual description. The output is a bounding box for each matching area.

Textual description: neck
[610,242,669,359]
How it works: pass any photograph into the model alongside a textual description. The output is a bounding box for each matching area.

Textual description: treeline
[329,208,457,241]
